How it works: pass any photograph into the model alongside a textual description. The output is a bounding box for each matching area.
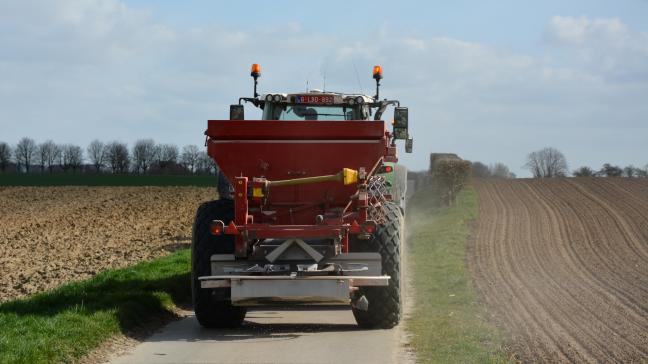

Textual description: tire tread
[192,199,246,328]
[352,202,402,329]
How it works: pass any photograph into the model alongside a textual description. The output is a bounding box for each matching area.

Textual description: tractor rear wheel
[352,202,403,329]
[192,199,246,328]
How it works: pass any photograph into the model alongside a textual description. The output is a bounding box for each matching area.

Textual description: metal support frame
[234,176,249,257]
[265,239,324,263]
[220,167,378,259]
[209,252,383,277]
[224,223,343,239]
[253,76,259,98]
[200,275,389,289]
[374,78,381,101]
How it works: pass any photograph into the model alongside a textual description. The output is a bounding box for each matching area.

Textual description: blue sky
[124,1,648,50]
[1,0,647,176]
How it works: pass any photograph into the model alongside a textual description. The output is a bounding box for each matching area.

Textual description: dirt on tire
[0,186,214,302]
[469,178,648,363]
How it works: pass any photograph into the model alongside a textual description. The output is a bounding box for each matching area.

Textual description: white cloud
[543,16,648,82]
[545,16,628,45]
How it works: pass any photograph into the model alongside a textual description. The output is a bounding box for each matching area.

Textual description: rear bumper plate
[198,275,389,306]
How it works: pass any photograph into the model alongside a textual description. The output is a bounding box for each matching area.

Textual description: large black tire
[352,202,403,329]
[192,199,246,328]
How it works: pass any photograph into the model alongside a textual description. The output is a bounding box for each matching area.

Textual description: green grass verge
[0,250,191,364]
[0,173,216,187]
[406,184,510,363]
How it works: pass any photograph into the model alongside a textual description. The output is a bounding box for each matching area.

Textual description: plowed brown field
[469,178,648,363]
[0,186,214,302]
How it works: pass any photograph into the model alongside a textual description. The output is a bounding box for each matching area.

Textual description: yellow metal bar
[269,173,340,187]
[267,168,358,188]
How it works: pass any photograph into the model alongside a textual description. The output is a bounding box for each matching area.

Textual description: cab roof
[261,90,374,105]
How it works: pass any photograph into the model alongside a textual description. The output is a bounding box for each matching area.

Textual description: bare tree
[87,140,105,172]
[61,144,83,172]
[37,140,61,173]
[524,147,568,178]
[0,142,11,172]
[637,165,648,178]
[490,163,515,178]
[14,137,37,172]
[470,161,491,178]
[156,143,179,171]
[132,139,157,174]
[106,142,130,174]
[196,151,216,174]
[60,144,70,171]
[180,145,200,173]
[600,163,622,177]
[573,166,595,177]
[70,145,83,172]
[623,165,637,178]
[36,143,47,172]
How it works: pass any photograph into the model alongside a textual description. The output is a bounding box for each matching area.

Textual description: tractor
[193,64,412,329]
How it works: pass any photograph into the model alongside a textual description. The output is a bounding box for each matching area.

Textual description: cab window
[263,104,359,121]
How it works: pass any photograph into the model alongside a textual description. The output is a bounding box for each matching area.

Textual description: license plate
[295,95,334,104]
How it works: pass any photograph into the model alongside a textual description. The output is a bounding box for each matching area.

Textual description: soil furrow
[513,182,622,360]
[578,178,648,259]
[550,181,648,311]
[471,181,575,362]
[470,178,648,363]
[492,181,605,361]
[527,181,648,358]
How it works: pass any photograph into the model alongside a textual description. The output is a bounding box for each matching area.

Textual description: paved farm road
[110,307,410,364]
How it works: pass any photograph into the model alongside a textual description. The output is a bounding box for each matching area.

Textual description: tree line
[470,161,516,179]
[456,146,648,179]
[0,138,217,174]
[522,147,648,178]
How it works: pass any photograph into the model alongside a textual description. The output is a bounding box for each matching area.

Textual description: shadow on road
[141,308,364,344]
[191,322,358,342]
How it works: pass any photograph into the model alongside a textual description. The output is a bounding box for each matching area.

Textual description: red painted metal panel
[206,120,389,226]
[207,120,385,140]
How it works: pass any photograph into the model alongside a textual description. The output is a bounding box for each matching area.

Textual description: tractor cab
[260,92,373,121]
[229,64,414,154]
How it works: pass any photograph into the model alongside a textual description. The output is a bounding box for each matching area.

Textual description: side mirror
[393,128,408,140]
[394,107,408,128]
[405,138,413,153]
[393,107,408,140]
[230,105,244,120]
